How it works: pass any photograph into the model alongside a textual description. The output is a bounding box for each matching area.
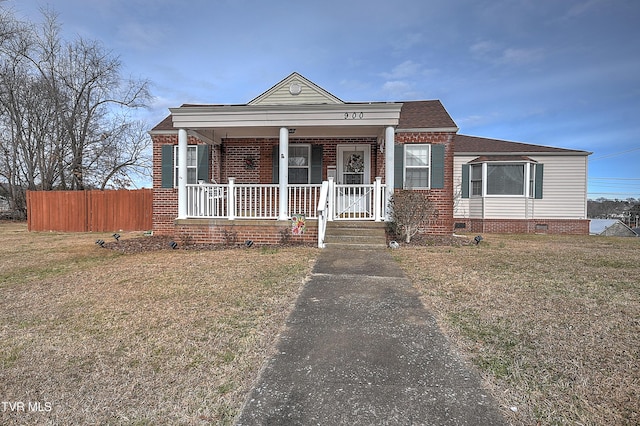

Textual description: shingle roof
[397,100,457,130]
[455,134,590,155]
[152,99,458,132]
[152,114,174,131]
[467,155,537,163]
[152,107,589,159]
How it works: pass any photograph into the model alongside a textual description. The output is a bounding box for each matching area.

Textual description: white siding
[249,73,343,106]
[529,155,588,219]
[254,80,334,104]
[453,155,474,217]
[484,198,528,218]
[453,154,588,220]
[469,198,484,217]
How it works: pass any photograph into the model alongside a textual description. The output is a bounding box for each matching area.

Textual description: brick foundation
[171,219,318,245]
[453,218,590,235]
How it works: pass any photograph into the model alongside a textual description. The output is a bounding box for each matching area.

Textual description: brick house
[149,72,591,246]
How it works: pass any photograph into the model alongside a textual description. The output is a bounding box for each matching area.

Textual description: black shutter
[272,146,279,183]
[197,145,209,182]
[431,144,445,189]
[311,145,322,183]
[534,164,544,199]
[461,164,470,198]
[161,145,174,188]
[394,144,404,189]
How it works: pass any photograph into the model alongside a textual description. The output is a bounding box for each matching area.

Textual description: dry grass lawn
[0,222,317,425]
[2,223,639,425]
[395,233,639,425]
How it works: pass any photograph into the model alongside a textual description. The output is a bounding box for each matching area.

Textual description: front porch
[182,178,387,247]
[150,73,407,247]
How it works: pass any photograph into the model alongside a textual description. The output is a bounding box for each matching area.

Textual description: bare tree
[0,6,152,215]
[28,11,151,190]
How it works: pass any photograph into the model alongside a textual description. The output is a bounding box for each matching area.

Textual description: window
[272,144,322,184]
[161,144,209,189]
[528,163,535,198]
[471,164,483,196]
[174,145,199,186]
[288,144,310,184]
[404,144,430,189]
[462,161,542,199]
[487,164,525,195]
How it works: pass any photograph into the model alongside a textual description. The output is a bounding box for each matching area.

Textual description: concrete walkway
[235,247,508,425]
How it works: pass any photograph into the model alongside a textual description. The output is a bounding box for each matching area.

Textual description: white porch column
[278,127,289,220]
[384,126,395,219]
[177,128,188,219]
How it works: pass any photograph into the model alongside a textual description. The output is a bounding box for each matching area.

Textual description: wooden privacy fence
[27,189,153,232]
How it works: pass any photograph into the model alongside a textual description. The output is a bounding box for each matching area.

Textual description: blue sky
[10,0,640,199]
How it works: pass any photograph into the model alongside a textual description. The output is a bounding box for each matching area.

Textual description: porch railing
[186,178,386,247]
[334,177,386,221]
[186,180,322,220]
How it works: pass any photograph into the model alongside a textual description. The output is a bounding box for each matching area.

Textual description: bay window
[463,160,543,199]
[487,164,525,195]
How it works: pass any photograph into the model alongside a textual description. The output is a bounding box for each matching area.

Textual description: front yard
[1,222,638,425]
[0,222,316,424]
[395,233,639,425]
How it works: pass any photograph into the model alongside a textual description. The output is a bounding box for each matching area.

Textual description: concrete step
[323,221,388,248]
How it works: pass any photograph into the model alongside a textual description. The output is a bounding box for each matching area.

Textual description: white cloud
[381,60,423,79]
[470,40,545,66]
[391,33,424,51]
[500,47,545,65]
[115,21,166,52]
[380,80,424,100]
[470,41,499,57]
[565,0,606,18]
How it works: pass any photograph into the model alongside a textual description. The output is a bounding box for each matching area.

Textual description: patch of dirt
[101,235,314,254]
[100,235,178,253]
[387,232,473,247]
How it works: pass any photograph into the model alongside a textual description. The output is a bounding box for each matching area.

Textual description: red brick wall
[395,131,456,235]
[455,218,590,235]
[174,219,318,245]
[151,134,208,235]
[222,137,377,183]
[151,133,376,243]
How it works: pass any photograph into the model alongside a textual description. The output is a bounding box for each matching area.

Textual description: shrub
[388,190,437,243]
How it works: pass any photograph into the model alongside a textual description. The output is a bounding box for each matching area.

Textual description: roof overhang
[169,103,403,130]
[457,151,592,157]
[467,155,538,163]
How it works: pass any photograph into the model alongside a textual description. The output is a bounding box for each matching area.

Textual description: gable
[248,72,343,106]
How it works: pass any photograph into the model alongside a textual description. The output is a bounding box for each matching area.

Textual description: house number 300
[344,112,364,119]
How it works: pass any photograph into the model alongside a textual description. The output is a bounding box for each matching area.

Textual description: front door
[335,145,371,219]
[336,145,370,185]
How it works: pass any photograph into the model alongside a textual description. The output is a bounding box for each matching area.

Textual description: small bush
[388,190,437,243]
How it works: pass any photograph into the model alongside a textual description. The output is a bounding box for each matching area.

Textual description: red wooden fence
[27,189,153,232]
